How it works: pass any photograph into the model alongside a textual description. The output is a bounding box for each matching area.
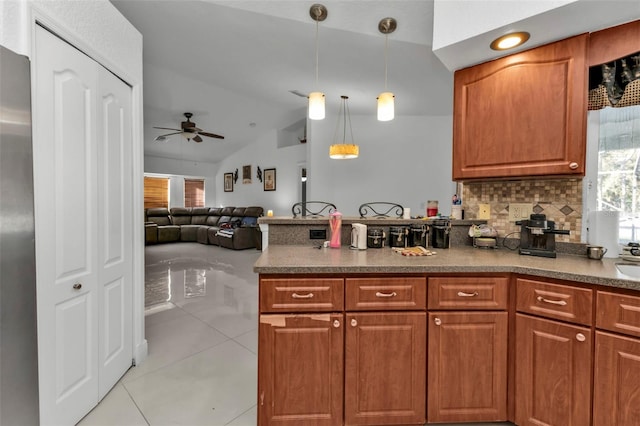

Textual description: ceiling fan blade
[192,135,203,143]
[199,131,225,139]
[159,131,183,137]
[153,126,181,131]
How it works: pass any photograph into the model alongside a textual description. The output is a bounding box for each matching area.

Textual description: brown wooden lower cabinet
[515,313,592,426]
[427,311,508,423]
[258,314,344,426]
[344,312,426,426]
[593,331,640,426]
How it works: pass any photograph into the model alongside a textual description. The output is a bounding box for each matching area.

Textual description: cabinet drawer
[428,276,508,310]
[260,278,344,313]
[596,291,640,338]
[516,278,593,325]
[345,277,426,311]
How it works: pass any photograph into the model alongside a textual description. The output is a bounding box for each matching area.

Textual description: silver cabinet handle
[375,291,397,298]
[457,291,479,297]
[536,296,567,306]
[333,320,340,328]
[434,318,442,326]
[576,333,586,342]
[350,318,358,327]
[291,292,314,299]
[569,162,579,170]
[73,283,82,290]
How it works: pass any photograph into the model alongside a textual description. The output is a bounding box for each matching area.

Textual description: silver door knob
[569,162,579,170]
[576,333,586,342]
[72,283,82,290]
[434,318,442,326]
[333,320,340,328]
[350,318,358,327]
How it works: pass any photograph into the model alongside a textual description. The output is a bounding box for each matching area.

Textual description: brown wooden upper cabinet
[452,34,588,180]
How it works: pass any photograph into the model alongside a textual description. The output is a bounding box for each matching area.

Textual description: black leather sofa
[145,206,263,250]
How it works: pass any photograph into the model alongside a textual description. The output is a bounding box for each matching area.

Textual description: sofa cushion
[244,206,264,217]
[157,225,180,242]
[147,208,171,226]
[220,206,235,216]
[231,207,246,217]
[170,207,192,225]
[179,224,200,242]
[206,215,221,226]
[191,207,210,225]
[210,207,222,216]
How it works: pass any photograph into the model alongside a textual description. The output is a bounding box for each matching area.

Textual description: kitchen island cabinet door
[452,34,587,180]
[258,314,344,426]
[515,313,592,426]
[344,312,426,426]
[427,312,508,423]
[593,331,640,426]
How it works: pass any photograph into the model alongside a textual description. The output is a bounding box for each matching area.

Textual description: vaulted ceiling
[111,0,452,164]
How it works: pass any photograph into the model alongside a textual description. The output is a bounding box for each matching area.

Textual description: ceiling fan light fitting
[308,92,325,120]
[377,92,395,121]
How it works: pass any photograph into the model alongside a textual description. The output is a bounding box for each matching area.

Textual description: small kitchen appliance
[351,223,367,250]
[517,214,570,258]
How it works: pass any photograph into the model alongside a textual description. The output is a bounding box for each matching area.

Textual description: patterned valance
[589,52,640,110]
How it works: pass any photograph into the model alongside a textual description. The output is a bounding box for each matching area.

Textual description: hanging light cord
[384,33,389,91]
[332,96,354,145]
[314,11,320,89]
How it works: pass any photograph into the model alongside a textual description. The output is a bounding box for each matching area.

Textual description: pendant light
[377,17,397,122]
[308,4,327,120]
[329,96,359,159]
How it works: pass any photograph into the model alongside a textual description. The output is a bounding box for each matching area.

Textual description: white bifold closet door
[33,25,133,426]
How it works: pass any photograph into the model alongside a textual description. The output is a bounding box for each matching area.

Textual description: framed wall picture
[242,165,252,184]
[224,173,234,192]
[264,168,276,191]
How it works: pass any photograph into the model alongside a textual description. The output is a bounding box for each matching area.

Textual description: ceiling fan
[153,112,224,143]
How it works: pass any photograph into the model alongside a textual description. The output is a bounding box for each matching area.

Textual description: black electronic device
[516,214,570,258]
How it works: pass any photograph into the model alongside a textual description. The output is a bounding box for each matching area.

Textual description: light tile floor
[78,242,514,426]
[78,243,262,426]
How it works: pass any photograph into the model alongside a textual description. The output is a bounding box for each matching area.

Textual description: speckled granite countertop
[254,245,640,291]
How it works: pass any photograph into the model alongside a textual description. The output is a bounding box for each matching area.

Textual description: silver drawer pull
[375,291,397,298]
[457,291,479,297]
[536,295,567,306]
[291,292,314,299]
[576,333,586,342]
[73,283,82,290]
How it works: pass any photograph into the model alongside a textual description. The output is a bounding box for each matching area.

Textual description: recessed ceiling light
[490,31,530,51]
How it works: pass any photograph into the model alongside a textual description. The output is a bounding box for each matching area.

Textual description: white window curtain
[598,105,640,151]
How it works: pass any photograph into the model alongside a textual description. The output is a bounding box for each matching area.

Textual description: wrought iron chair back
[359,202,404,218]
[292,201,337,218]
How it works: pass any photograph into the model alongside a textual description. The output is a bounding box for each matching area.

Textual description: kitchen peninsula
[254,242,640,426]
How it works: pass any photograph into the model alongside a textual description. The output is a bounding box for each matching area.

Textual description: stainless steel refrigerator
[0,44,40,425]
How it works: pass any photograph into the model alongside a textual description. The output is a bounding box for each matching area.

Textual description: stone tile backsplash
[462,179,582,243]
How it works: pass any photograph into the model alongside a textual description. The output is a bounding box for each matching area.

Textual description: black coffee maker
[516,214,570,258]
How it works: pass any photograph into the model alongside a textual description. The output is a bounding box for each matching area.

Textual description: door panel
[34,25,99,425]
[97,65,133,399]
[345,312,426,425]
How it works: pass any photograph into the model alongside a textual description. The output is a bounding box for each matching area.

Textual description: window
[144,176,169,209]
[587,105,640,243]
[184,179,205,208]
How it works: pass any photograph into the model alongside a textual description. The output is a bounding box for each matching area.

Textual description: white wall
[215,129,307,215]
[308,114,456,217]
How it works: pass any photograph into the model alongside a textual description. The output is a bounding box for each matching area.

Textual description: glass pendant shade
[377,92,395,121]
[308,92,325,120]
[329,144,359,159]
